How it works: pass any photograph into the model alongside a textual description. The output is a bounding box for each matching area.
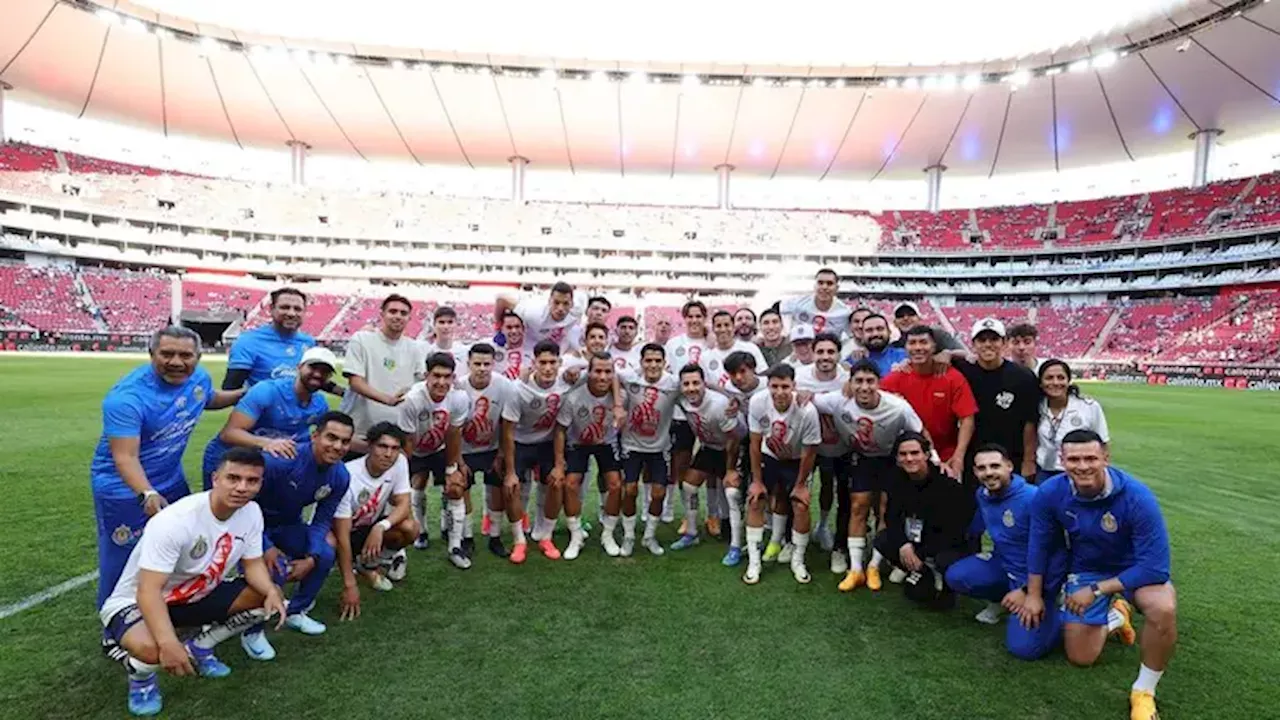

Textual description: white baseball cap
[790,324,816,343]
[970,317,1007,340]
[298,346,338,369]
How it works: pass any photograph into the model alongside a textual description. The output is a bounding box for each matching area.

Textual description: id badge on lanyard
[905,517,923,543]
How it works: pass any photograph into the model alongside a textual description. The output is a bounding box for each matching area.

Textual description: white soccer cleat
[743,562,762,585]
[643,537,665,557]
[601,532,622,557]
[564,534,585,561]
[620,537,635,557]
[975,602,1005,625]
[777,542,794,564]
[830,550,849,575]
[888,566,907,584]
[385,549,407,581]
[790,557,812,585]
[448,547,472,570]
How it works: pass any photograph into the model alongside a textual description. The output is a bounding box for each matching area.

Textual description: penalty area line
[0,570,98,620]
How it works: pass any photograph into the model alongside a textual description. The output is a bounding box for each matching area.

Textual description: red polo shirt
[880,365,978,461]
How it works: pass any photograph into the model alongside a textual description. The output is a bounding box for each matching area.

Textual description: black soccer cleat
[487,536,510,559]
[461,536,476,559]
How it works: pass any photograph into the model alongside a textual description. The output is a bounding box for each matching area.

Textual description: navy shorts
[103,578,248,643]
[408,452,447,485]
[670,421,696,453]
[851,454,896,493]
[568,442,621,476]
[515,441,556,483]
[464,450,501,487]
[817,454,853,487]
[761,455,803,494]
[690,446,727,477]
[621,448,671,486]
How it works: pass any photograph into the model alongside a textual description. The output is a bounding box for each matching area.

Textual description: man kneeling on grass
[99,447,287,717]
[332,422,419,620]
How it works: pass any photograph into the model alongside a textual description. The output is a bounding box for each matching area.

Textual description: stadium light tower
[924,163,947,213]
[1191,128,1223,188]
[287,140,311,185]
[0,81,10,144]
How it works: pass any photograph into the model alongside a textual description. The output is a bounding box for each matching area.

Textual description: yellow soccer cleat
[762,541,783,562]
[866,565,883,592]
[1129,690,1158,720]
[1111,598,1137,646]
[838,570,865,593]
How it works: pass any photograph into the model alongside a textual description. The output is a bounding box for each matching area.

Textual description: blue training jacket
[973,474,1067,587]
[258,442,350,558]
[1028,467,1171,591]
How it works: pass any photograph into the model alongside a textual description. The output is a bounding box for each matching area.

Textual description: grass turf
[0,355,1276,719]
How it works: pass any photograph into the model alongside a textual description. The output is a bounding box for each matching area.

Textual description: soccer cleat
[1129,690,1158,720]
[661,508,675,524]
[1112,598,1138,646]
[830,551,849,575]
[537,538,562,560]
[670,534,700,551]
[742,562,762,585]
[975,602,1005,625]
[564,535,585,561]
[817,525,834,552]
[284,612,327,636]
[449,547,473,569]
[481,514,492,536]
[706,516,722,539]
[510,542,528,564]
[867,565,883,591]
[888,566,907,584]
[413,533,430,551]
[365,572,393,592]
[461,536,476,560]
[721,546,743,567]
[643,537,665,556]
[127,675,163,717]
[488,536,510,558]
[777,543,794,564]
[601,533,622,557]
[386,549,407,581]
[791,557,812,585]
[763,541,783,562]
[838,570,866,592]
[184,642,232,679]
[620,537,635,557]
[240,630,276,661]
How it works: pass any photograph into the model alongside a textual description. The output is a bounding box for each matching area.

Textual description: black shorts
[851,454,896,494]
[568,442,621,476]
[690,446,727,477]
[670,421,696,453]
[408,452,447,485]
[761,455,803,494]
[464,450,501,487]
[817,455,853,487]
[515,441,555,483]
[103,578,247,643]
[621,447,671,486]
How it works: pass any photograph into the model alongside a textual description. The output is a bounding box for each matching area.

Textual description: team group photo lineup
[4,1,1280,718]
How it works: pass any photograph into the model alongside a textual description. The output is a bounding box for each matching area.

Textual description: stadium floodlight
[1091,51,1118,69]
[95,9,120,25]
[806,78,823,89]
[682,74,701,88]
[1005,69,1031,87]
[961,73,981,90]
[477,66,492,76]
[902,77,919,90]
[836,78,848,88]
[786,78,804,88]
[1068,59,1090,73]
[291,48,310,64]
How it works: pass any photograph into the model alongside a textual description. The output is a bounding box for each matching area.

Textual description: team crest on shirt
[111,524,133,546]
[174,395,187,409]
[577,407,589,419]
[383,357,397,371]
[190,535,209,559]
[995,391,1014,410]
[1002,509,1015,528]
[1100,512,1118,533]
[358,488,371,505]
[285,345,297,356]
[530,398,542,410]
[675,347,685,357]
[315,484,332,501]
[193,386,205,404]
[798,312,810,322]
[1070,415,1082,427]
[709,360,720,371]
[840,411,854,424]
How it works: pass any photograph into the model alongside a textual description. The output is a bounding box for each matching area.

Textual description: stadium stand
[0,263,97,332]
[80,267,170,334]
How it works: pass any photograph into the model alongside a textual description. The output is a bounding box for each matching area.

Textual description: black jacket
[883,465,972,559]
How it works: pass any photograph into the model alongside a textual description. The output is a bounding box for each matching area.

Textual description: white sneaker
[777,542,794,564]
[601,532,621,557]
[643,537,665,556]
[743,562,762,585]
[448,547,472,570]
[817,525,834,552]
[975,602,1005,625]
[888,566,907,584]
[620,537,635,557]
[830,550,849,575]
[386,549,407,581]
[368,573,393,592]
[564,534,585,561]
[790,557,812,584]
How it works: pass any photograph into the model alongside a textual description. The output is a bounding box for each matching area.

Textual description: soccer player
[776,268,853,337]
[857,313,907,376]
[397,353,470,565]
[813,359,925,592]
[889,302,965,351]
[733,307,757,341]
[200,347,335,489]
[743,364,821,585]
[713,350,768,559]
[493,311,533,380]
[669,364,741,560]
[501,340,576,561]
[458,343,520,559]
[332,423,417,620]
[496,281,584,350]
[872,432,971,608]
[92,326,243,611]
[754,307,792,368]
[554,352,624,559]
[574,295,613,347]
[944,444,1067,659]
[610,315,643,372]
[1008,323,1045,374]
[652,316,673,345]
[341,294,425,443]
[795,333,851,568]
[615,343,683,556]
[222,287,316,390]
[947,319,1040,480]
[239,411,353,660]
[99,447,287,717]
[1036,360,1110,483]
[784,324,815,368]
[849,306,873,347]
[881,326,978,479]
[1024,430,1173,720]
[423,306,471,367]
[701,310,768,389]
[665,300,710,529]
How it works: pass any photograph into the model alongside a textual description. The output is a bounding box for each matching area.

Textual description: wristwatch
[138,489,160,505]
[1088,582,1102,596]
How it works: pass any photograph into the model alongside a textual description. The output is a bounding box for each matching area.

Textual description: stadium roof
[4,0,1280,180]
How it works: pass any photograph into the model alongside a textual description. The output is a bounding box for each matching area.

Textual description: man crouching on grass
[332,422,419,620]
[98,447,287,717]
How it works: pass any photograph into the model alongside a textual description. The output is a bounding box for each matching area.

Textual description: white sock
[644,515,658,540]
[681,483,699,534]
[126,657,160,680]
[1132,664,1163,695]
[791,530,809,562]
[847,537,866,571]
[622,514,637,539]
[411,489,426,533]
[462,513,474,539]
[603,514,619,534]
[535,483,546,516]
[439,501,448,536]
[746,526,764,565]
[486,510,504,538]
[191,608,267,649]
[598,489,607,524]
[870,548,884,567]
[447,499,465,550]
[725,487,744,548]
[1107,607,1126,632]
[662,487,674,516]
[640,484,651,518]
[770,513,787,543]
[511,516,526,545]
[567,515,583,540]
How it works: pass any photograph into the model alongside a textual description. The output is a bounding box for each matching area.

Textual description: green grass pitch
[0,355,1276,719]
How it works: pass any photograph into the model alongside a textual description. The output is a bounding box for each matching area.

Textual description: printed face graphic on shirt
[463,397,494,446]
[687,346,702,364]
[532,393,562,431]
[854,417,876,453]
[766,419,790,458]
[416,409,449,453]
[503,350,523,380]
[629,386,662,436]
[579,404,609,445]
[812,315,827,333]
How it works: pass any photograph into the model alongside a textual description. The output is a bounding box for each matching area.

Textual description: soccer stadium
[1,0,1278,717]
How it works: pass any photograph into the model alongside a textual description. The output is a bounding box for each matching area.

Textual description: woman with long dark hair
[1035,359,1110,483]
